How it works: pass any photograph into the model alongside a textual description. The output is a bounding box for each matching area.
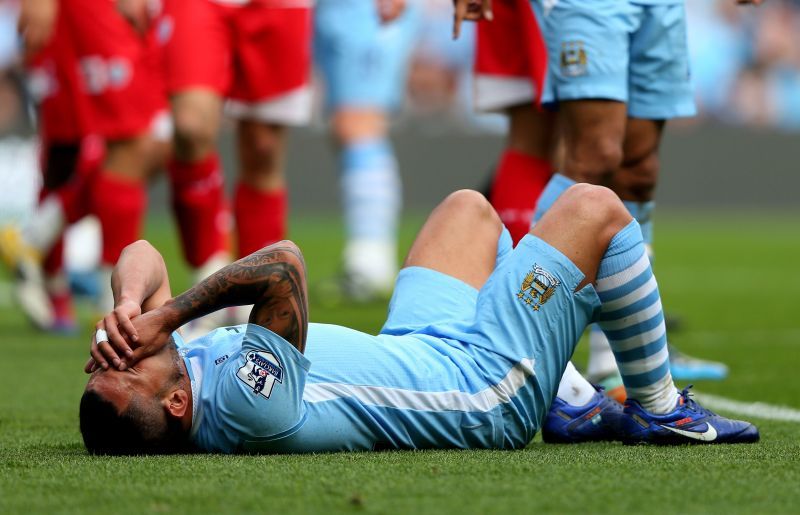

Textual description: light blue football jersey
[177,234,600,454]
[178,323,506,453]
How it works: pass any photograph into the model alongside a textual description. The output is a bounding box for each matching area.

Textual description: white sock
[24,195,65,254]
[586,325,619,382]
[344,238,397,290]
[556,361,597,407]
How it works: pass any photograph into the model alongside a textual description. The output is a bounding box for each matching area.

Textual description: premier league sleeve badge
[236,351,284,399]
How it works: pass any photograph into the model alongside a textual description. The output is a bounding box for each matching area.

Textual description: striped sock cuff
[597,220,644,281]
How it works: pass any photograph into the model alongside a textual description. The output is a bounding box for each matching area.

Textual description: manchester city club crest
[560,40,587,77]
[237,351,284,399]
[517,264,561,312]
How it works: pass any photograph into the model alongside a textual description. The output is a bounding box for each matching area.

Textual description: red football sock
[489,149,552,245]
[57,164,97,223]
[91,172,146,265]
[234,183,287,257]
[43,237,64,276]
[168,154,229,268]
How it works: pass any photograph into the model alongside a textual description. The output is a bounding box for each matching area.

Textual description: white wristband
[95,329,109,345]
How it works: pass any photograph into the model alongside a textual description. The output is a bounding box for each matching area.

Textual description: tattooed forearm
[163,241,309,352]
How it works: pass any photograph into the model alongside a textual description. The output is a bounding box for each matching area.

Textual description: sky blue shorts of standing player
[314,0,420,111]
[534,0,696,120]
[381,229,601,448]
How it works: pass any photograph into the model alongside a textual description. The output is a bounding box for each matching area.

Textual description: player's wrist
[156,299,189,333]
[114,294,141,310]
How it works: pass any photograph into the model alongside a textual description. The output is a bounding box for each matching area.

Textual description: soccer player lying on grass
[80,186,758,455]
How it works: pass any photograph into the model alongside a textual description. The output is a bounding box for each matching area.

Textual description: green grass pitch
[1,211,799,514]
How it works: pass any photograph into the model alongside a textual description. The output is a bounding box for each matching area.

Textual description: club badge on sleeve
[237,351,284,399]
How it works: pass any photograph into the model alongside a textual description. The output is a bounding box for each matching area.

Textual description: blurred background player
[1,0,169,331]
[314,0,420,301]
[159,0,313,298]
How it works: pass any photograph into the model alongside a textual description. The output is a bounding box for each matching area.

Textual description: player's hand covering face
[86,308,173,374]
[86,298,142,373]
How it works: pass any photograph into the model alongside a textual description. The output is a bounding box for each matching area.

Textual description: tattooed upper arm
[246,242,309,353]
[165,240,309,353]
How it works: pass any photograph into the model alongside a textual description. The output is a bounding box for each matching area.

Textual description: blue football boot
[542,387,626,443]
[621,386,759,445]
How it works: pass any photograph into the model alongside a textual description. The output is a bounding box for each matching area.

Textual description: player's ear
[163,389,189,419]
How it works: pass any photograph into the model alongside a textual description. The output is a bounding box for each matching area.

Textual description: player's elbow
[122,239,158,258]
[274,240,306,274]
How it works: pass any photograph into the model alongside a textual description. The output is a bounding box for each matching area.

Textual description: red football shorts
[27,0,167,143]
[159,0,313,125]
[474,0,546,112]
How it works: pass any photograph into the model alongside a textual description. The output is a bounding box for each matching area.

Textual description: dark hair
[79,339,190,455]
[79,390,187,455]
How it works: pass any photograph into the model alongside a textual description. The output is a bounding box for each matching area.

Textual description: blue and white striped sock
[595,220,678,414]
[341,139,401,241]
[531,173,575,225]
[587,200,657,379]
[341,139,401,283]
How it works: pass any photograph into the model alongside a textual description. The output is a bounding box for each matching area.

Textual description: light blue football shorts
[533,0,696,119]
[314,0,420,111]
[380,229,601,447]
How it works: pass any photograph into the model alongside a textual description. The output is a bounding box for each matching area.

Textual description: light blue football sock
[341,138,401,243]
[587,200,658,379]
[595,220,678,414]
[623,200,655,258]
[531,173,576,225]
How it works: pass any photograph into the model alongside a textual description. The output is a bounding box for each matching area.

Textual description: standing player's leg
[168,89,228,280]
[234,120,288,258]
[474,0,555,245]
[91,134,159,312]
[0,9,83,330]
[38,138,105,332]
[489,105,556,245]
[227,3,313,259]
[532,100,628,222]
[161,0,231,283]
[617,2,728,382]
[314,0,418,300]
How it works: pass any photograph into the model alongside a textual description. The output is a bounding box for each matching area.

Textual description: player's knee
[442,189,499,225]
[567,138,623,185]
[172,110,218,158]
[331,110,386,144]
[241,123,283,169]
[618,151,659,201]
[561,184,628,226]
